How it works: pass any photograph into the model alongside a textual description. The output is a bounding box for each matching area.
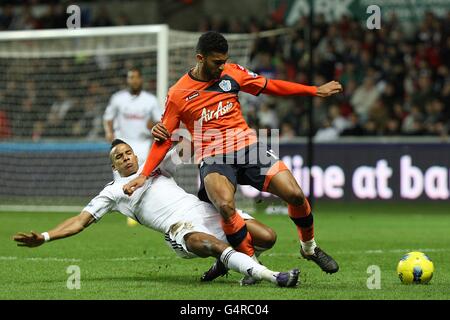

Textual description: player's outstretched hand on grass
[123,174,147,196]
[316,81,343,97]
[13,231,45,248]
[151,122,170,142]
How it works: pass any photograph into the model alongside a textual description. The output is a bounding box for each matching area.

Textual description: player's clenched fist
[123,174,147,196]
[316,81,343,97]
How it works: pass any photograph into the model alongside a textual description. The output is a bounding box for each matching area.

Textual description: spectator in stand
[328,104,350,134]
[0,110,12,139]
[350,77,382,123]
[368,99,390,133]
[384,118,401,136]
[280,123,296,141]
[402,105,424,135]
[0,4,15,30]
[341,113,365,136]
[2,3,450,139]
[424,99,447,136]
[258,103,279,129]
[314,118,339,142]
[92,5,114,27]
[42,90,74,137]
[41,3,66,29]
[13,97,36,138]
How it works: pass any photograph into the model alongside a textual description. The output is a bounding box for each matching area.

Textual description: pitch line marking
[0,256,174,262]
[1,248,448,264]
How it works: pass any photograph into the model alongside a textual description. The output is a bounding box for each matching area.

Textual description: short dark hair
[128,67,142,76]
[196,31,228,56]
[110,139,127,150]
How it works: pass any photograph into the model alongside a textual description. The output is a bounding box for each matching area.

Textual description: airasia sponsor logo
[198,100,234,125]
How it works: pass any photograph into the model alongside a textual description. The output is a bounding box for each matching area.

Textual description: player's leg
[202,169,255,257]
[184,232,298,287]
[235,141,337,273]
[239,219,277,285]
[266,169,339,274]
[246,219,276,255]
[201,218,277,284]
[265,169,313,245]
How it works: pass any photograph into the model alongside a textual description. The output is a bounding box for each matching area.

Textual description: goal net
[0,25,287,211]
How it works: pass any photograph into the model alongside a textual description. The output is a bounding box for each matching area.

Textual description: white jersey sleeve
[159,147,183,177]
[103,94,118,122]
[82,183,116,221]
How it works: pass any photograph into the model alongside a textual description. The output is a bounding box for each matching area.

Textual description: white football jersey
[83,151,206,234]
[103,90,162,165]
[103,89,162,142]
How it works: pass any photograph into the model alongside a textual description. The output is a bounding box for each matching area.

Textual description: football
[397,251,434,284]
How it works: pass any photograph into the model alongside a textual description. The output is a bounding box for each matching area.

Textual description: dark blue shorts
[198,142,287,203]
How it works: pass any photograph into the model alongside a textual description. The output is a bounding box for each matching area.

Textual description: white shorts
[164,204,253,259]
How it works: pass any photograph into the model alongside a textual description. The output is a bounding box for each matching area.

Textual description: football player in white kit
[103,67,162,226]
[103,67,162,163]
[13,139,299,288]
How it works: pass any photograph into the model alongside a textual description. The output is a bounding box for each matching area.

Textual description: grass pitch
[1,202,449,300]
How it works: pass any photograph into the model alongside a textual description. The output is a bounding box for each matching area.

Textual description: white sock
[220,247,278,284]
[251,255,260,263]
[301,239,317,255]
[249,246,269,280]
[260,269,279,284]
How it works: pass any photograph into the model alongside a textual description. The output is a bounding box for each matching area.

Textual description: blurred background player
[13,139,299,288]
[103,67,162,226]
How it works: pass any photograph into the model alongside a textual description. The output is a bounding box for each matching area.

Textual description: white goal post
[0,25,170,109]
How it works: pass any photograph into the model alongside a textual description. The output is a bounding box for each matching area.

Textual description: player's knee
[201,239,228,258]
[185,233,207,257]
[185,233,227,258]
[259,227,277,249]
[286,188,306,206]
[217,201,236,218]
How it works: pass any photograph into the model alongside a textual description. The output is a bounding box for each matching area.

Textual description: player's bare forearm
[13,211,95,247]
[47,212,95,240]
[104,120,115,142]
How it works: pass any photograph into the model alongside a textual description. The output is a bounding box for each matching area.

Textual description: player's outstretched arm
[262,79,342,97]
[152,123,193,162]
[103,120,115,142]
[13,211,95,248]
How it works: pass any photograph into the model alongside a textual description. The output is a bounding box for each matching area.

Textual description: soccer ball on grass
[397,251,434,284]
